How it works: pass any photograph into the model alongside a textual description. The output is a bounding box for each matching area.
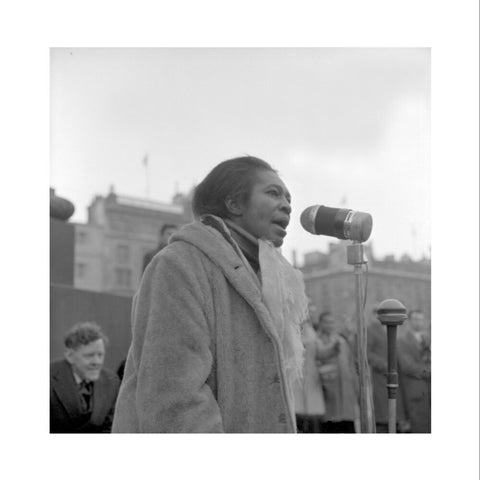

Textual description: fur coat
[112,219,301,433]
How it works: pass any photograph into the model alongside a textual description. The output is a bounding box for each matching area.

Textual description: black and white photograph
[50,47,431,435]
[2,1,478,479]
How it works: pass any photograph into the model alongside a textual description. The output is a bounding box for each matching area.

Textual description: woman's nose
[280,198,292,214]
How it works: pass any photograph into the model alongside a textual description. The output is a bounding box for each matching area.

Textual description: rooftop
[113,194,185,215]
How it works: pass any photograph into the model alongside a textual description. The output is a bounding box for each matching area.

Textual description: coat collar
[51,360,84,419]
[172,218,280,341]
[89,375,110,425]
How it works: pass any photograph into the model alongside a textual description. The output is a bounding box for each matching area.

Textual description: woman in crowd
[112,156,308,433]
[397,310,431,433]
[293,303,326,433]
[315,311,359,433]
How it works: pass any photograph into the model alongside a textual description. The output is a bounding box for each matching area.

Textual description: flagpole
[143,154,149,198]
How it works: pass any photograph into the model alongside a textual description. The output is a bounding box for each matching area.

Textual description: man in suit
[397,310,431,433]
[142,223,179,272]
[50,322,120,433]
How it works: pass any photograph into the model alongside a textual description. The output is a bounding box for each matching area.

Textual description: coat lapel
[51,360,83,419]
[89,373,108,425]
[183,220,280,342]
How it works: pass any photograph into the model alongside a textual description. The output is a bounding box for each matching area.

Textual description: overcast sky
[51,47,430,262]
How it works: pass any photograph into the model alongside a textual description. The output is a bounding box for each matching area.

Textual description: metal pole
[377,299,407,434]
[354,264,369,432]
[347,242,373,433]
[143,154,150,198]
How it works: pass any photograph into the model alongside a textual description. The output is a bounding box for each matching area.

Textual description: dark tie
[78,381,93,413]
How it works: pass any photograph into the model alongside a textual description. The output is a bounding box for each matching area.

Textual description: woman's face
[231,169,292,247]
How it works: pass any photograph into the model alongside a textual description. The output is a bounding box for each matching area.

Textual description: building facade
[73,189,431,321]
[73,188,193,296]
[301,241,431,327]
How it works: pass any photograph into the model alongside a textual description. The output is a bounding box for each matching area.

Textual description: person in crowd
[366,309,409,433]
[112,156,308,433]
[294,302,326,433]
[315,311,359,433]
[142,223,179,272]
[397,309,431,433]
[338,314,356,348]
[50,322,120,433]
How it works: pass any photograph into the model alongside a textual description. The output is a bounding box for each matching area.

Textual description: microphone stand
[347,241,375,433]
[376,299,407,433]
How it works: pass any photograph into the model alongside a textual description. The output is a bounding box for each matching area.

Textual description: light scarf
[221,218,309,399]
[258,240,309,396]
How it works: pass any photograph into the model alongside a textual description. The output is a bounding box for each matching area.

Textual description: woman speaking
[112,156,308,433]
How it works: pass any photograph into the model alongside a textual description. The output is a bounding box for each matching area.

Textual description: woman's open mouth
[271,217,289,236]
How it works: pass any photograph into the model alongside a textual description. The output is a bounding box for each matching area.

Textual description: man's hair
[64,322,108,350]
[160,223,178,236]
[192,156,277,219]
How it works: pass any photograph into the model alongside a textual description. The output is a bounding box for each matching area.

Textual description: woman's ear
[225,196,244,217]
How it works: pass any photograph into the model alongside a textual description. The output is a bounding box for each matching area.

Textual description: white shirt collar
[72,369,83,385]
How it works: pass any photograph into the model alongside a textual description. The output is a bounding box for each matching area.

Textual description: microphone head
[300,205,320,234]
[300,205,373,242]
[348,210,373,243]
[376,298,407,326]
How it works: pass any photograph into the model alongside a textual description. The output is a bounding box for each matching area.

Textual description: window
[76,262,87,278]
[115,268,131,288]
[116,244,130,263]
[76,231,88,245]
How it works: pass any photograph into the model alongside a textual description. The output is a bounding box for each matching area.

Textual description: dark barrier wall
[50,284,133,372]
[50,219,75,286]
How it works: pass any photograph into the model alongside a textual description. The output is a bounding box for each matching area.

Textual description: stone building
[73,187,193,296]
[301,241,431,326]
[50,187,133,370]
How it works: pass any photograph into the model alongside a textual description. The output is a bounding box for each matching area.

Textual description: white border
[1,1,478,479]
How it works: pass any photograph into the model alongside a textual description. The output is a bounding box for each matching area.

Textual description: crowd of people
[50,155,431,434]
[294,307,431,434]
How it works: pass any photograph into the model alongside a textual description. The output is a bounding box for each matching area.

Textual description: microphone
[300,205,373,242]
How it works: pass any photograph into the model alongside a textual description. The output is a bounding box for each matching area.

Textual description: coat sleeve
[397,338,430,380]
[130,245,224,432]
[100,374,121,433]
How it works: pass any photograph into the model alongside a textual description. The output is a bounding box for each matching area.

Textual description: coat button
[278,413,286,424]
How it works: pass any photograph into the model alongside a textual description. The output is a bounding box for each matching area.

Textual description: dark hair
[160,223,178,236]
[192,156,277,219]
[64,322,108,350]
